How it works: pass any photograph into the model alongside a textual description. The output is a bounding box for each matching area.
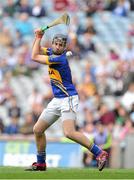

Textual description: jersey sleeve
[42,47,53,56]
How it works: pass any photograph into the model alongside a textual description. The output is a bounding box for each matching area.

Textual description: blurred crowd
[0,0,134,167]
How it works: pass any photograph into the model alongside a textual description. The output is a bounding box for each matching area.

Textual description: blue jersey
[43,48,78,98]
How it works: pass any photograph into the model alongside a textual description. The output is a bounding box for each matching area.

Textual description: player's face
[52,39,66,55]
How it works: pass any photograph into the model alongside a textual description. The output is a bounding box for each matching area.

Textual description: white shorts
[38,95,79,125]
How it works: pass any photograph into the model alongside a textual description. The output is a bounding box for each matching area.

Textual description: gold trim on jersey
[51,79,69,96]
[46,57,61,65]
[46,56,50,65]
[48,68,62,82]
[52,79,65,89]
[42,47,48,55]
[46,57,59,65]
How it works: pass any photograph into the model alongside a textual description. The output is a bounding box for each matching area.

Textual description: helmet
[52,34,67,47]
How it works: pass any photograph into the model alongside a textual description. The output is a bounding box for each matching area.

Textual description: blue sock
[37,151,46,164]
[90,144,102,157]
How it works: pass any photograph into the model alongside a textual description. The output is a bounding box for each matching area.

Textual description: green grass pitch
[0,167,134,179]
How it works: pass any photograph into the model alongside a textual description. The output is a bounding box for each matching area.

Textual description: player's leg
[30,113,59,171]
[61,96,93,148]
[33,119,48,168]
[62,117,108,171]
[33,119,49,152]
[26,99,60,171]
[27,119,48,171]
[61,95,108,171]
[62,117,93,148]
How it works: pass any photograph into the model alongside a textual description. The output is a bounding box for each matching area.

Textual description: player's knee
[64,130,74,139]
[33,125,43,135]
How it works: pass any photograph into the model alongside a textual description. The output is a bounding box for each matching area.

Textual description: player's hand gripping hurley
[34,13,70,46]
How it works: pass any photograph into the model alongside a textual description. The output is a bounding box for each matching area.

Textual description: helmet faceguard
[52,34,67,47]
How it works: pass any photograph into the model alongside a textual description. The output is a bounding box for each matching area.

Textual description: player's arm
[31,29,49,65]
[40,47,48,55]
[32,29,65,65]
[32,40,63,65]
